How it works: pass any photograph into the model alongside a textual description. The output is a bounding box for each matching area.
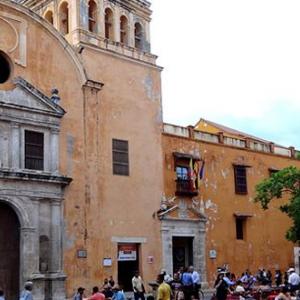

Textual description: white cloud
[151,0,300,148]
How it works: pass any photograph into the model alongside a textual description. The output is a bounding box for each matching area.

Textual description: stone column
[98,0,105,37]
[144,21,151,52]
[50,200,63,273]
[128,13,135,48]
[50,129,60,174]
[49,200,66,300]
[289,146,295,158]
[11,123,20,169]
[114,8,120,43]
[21,227,39,280]
[161,225,173,275]
[187,126,195,139]
[199,224,207,287]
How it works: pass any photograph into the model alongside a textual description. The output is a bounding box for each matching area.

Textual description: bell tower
[17,0,154,63]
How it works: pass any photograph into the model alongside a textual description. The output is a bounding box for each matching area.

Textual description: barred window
[234,165,247,194]
[25,130,44,170]
[112,139,129,176]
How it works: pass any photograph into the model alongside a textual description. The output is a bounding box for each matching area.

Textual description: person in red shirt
[87,287,105,300]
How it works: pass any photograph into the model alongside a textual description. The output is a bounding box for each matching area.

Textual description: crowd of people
[73,275,126,300]
[2,266,299,300]
[214,267,300,300]
[72,266,200,300]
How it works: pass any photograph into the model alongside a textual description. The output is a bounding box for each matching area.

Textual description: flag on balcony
[196,160,205,188]
[189,158,196,189]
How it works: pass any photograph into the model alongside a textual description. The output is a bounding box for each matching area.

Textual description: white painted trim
[111,236,147,243]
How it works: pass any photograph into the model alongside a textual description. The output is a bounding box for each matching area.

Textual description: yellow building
[163,120,300,286]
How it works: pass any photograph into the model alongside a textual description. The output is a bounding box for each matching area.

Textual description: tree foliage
[255,166,300,243]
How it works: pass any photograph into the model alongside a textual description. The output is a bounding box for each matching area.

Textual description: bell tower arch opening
[0,202,20,300]
[105,7,114,40]
[88,0,97,33]
[134,22,144,50]
[59,1,69,35]
[120,15,128,45]
[44,10,54,25]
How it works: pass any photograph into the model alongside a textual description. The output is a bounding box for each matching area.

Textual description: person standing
[73,287,85,300]
[287,268,300,292]
[189,266,201,300]
[132,271,145,300]
[275,270,282,287]
[20,281,33,300]
[109,276,115,288]
[157,274,172,300]
[214,273,229,300]
[0,288,5,300]
[181,267,193,300]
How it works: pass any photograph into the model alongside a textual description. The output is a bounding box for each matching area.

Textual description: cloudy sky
[150,0,300,149]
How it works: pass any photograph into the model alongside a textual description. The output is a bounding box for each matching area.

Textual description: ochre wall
[62,48,164,294]
[162,133,300,286]
[1,2,164,297]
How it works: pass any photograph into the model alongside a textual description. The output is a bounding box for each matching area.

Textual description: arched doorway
[0,202,20,300]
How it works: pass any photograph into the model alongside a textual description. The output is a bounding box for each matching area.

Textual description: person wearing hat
[112,284,126,300]
[287,268,300,292]
[73,287,85,300]
[20,281,33,300]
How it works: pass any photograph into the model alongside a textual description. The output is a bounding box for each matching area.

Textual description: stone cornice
[0,169,72,186]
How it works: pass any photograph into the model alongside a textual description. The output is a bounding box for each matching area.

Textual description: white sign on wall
[209,249,217,259]
[118,244,137,261]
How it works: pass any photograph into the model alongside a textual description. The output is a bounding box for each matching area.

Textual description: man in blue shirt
[181,268,193,300]
[20,282,33,300]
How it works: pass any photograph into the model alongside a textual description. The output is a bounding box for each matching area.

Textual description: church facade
[1,1,300,300]
[0,1,163,299]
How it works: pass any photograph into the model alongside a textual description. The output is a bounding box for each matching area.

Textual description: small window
[234,165,247,194]
[269,168,279,177]
[176,166,188,180]
[0,51,12,84]
[112,139,129,176]
[236,218,244,240]
[25,130,44,170]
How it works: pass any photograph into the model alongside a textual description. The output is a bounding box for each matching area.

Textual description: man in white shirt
[189,266,201,300]
[288,268,300,292]
[132,271,145,300]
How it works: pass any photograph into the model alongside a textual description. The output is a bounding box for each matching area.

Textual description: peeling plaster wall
[73,46,164,292]
[162,133,300,287]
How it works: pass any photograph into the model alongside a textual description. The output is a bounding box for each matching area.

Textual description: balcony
[175,179,199,196]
